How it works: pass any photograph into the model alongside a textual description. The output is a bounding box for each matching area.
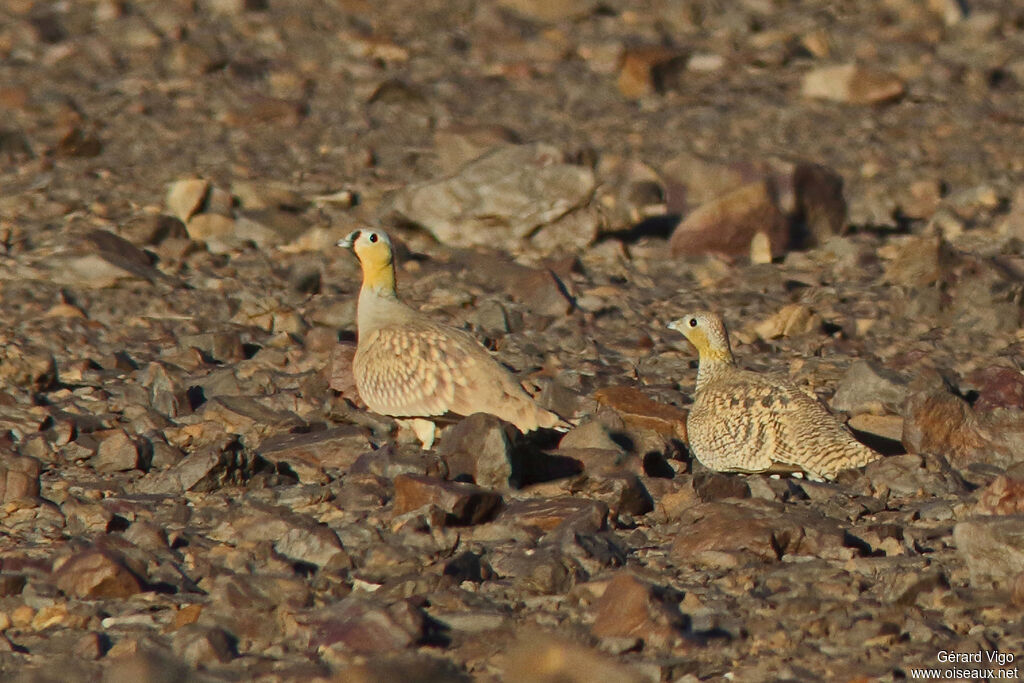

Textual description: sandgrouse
[668,311,880,481]
[338,229,564,444]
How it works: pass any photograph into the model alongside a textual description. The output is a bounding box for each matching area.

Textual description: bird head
[667,311,734,363]
[338,229,396,293]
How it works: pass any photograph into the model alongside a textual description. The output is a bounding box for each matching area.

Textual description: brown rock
[591,572,686,650]
[579,472,653,517]
[791,162,847,245]
[847,414,905,443]
[195,395,303,444]
[967,366,1024,412]
[258,426,373,483]
[210,506,348,568]
[55,548,145,599]
[186,213,236,242]
[94,430,141,473]
[0,454,41,502]
[172,624,235,666]
[1012,573,1024,607]
[669,181,789,260]
[166,178,211,223]
[902,372,1024,468]
[753,303,822,340]
[333,654,470,683]
[975,475,1024,515]
[802,63,905,104]
[883,234,953,287]
[502,629,649,683]
[496,0,599,23]
[670,499,846,564]
[327,341,360,400]
[56,126,103,157]
[953,517,1024,588]
[497,497,608,534]
[392,474,502,525]
[439,413,518,489]
[133,439,248,494]
[832,361,909,416]
[616,46,688,99]
[593,386,687,441]
[386,143,595,249]
[307,598,425,654]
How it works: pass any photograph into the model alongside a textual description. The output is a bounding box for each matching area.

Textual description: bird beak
[337,230,360,249]
[667,319,681,332]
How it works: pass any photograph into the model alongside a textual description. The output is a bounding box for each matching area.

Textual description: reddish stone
[593,386,687,441]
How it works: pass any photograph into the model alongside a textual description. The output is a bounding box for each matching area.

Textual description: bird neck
[695,348,736,391]
[360,258,397,299]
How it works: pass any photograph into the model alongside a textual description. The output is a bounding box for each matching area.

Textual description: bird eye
[369,233,379,243]
[688,318,698,328]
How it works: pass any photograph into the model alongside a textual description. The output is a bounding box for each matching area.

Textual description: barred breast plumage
[667,311,880,480]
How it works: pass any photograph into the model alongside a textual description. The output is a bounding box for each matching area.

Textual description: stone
[166,178,211,223]
[501,629,650,683]
[327,341,359,399]
[902,372,1024,468]
[616,46,688,99]
[670,499,846,564]
[847,414,905,443]
[975,476,1024,515]
[386,143,595,249]
[831,361,909,415]
[0,573,26,596]
[392,475,502,525]
[488,546,583,594]
[172,624,235,666]
[209,506,348,568]
[753,304,822,340]
[133,440,249,494]
[802,63,905,104]
[496,497,608,534]
[94,429,141,473]
[119,214,189,247]
[186,213,236,242]
[438,413,517,489]
[579,472,653,517]
[433,125,520,176]
[334,654,470,683]
[55,548,145,599]
[591,572,685,650]
[258,426,373,482]
[443,551,493,583]
[693,470,751,502]
[592,386,688,441]
[953,517,1024,588]
[967,367,1024,412]
[0,454,41,502]
[306,598,425,654]
[669,181,789,260]
[790,162,847,246]
[496,0,599,23]
[883,234,952,287]
[0,342,56,391]
[193,395,303,445]
[860,453,966,499]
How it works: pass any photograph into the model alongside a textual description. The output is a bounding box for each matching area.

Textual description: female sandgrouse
[667,311,880,480]
[338,229,564,439]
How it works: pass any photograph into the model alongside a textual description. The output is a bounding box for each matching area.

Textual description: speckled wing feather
[688,369,878,480]
[353,321,479,418]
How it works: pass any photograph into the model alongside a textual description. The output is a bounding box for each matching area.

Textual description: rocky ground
[2,0,1024,681]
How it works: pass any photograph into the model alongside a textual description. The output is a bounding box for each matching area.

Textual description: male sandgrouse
[667,311,880,480]
[338,229,564,442]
